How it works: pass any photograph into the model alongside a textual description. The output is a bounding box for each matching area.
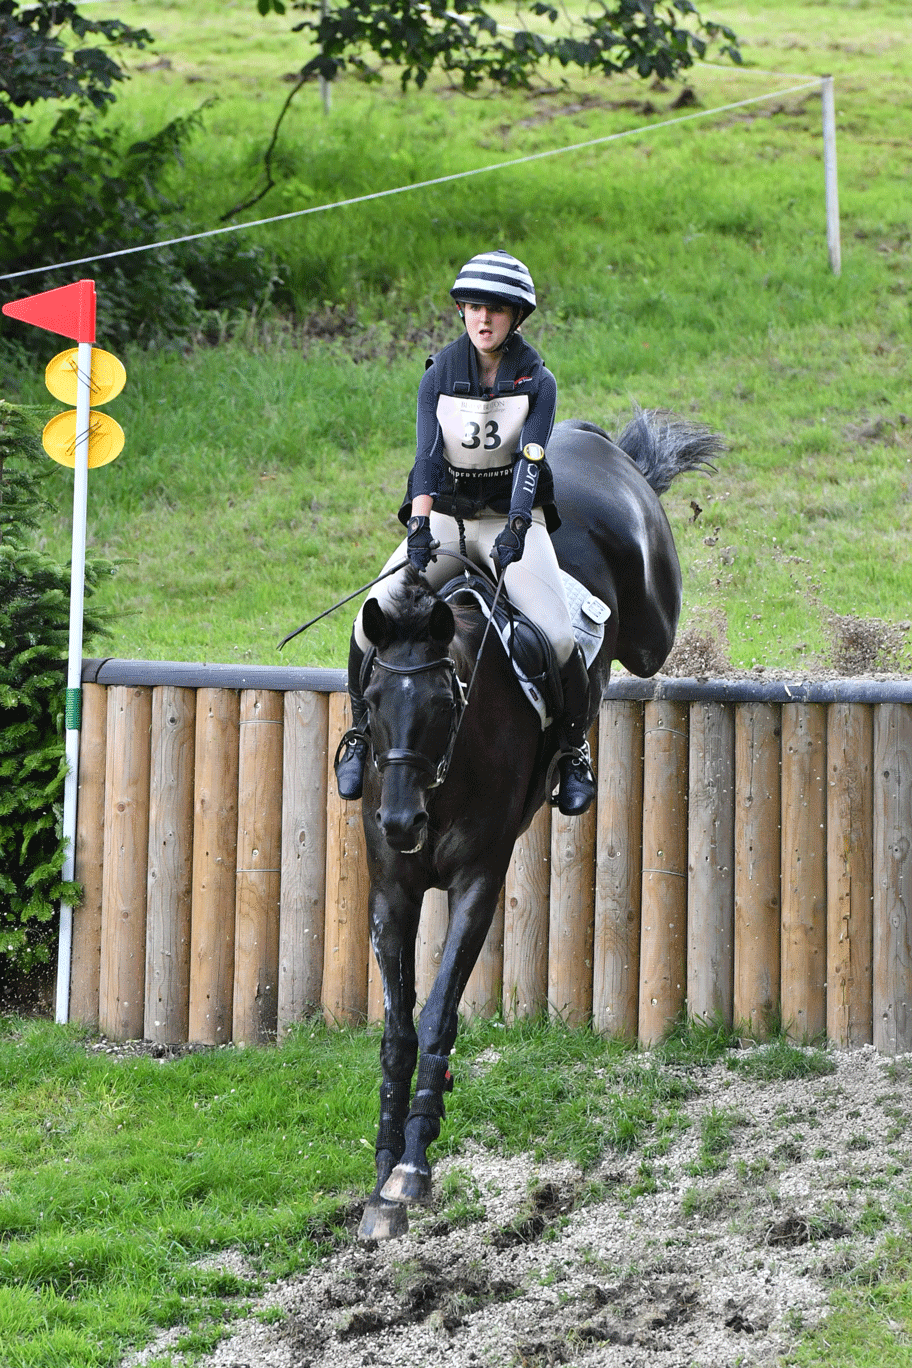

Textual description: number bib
[436,393,530,471]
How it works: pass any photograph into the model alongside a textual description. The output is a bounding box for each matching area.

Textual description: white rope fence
[0,76,840,283]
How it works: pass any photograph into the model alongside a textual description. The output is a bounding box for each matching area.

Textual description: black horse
[356,411,721,1240]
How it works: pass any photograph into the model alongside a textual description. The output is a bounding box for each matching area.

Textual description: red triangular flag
[2,279,96,343]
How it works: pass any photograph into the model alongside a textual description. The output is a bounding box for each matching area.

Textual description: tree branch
[219,71,309,222]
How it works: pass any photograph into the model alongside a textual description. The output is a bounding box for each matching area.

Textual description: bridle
[330,549,507,795]
[367,552,509,792]
[369,654,467,790]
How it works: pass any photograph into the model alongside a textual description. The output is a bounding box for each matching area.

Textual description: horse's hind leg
[381,871,501,1207]
[358,886,421,1241]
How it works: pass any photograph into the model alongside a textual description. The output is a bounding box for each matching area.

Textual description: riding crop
[277,556,415,649]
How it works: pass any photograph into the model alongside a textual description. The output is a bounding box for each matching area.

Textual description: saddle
[438,573,560,727]
[437,571,610,730]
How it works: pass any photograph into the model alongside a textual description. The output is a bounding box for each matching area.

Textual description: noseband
[371,654,466,790]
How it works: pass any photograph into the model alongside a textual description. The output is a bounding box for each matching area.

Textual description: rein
[368,550,509,791]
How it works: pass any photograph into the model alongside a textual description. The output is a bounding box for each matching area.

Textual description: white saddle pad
[562,571,611,669]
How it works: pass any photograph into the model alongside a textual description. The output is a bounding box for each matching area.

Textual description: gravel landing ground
[125,1045,912,1368]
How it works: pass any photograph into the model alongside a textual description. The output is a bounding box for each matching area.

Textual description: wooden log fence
[70,661,912,1054]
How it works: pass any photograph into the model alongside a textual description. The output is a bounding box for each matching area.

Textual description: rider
[335,249,597,817]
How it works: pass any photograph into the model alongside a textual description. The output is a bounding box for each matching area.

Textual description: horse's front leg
[358,882,422,1241]
[381,869,503,1208]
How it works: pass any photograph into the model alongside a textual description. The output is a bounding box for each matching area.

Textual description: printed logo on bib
[436,394,531,470]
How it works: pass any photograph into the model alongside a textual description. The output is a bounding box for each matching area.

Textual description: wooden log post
[188,689,240,1044]
[278,690,328,1036]
[827,702,874,1047]
[638,702,689,1045]
[503,804,551,1022]
[594,700,643,1039]
[99,685,152,1040]
[144,687,195,1044]
[873,703,912,1054]
[462,887,505,1021]
[70,682,107,1027]
[687,702,735,1025]
[233,691,284,1045]
[780,704,827,1042]
[733,703,781,1037]
[416,887,449,1006]
[322,692,369,1025]
[549,723,599,1026]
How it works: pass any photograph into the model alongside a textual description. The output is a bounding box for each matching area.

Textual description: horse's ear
[362,598,390,649]
[428,600,455,648]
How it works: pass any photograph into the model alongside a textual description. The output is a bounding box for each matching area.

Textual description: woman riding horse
[335,250,597,816]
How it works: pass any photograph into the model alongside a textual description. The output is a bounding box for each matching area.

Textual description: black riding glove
[407,515,436,572]
[493,515,530,573]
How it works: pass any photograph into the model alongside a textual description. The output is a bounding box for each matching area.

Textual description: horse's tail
[610,406,724,495]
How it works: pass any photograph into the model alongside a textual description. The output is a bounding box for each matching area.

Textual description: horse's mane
[385,565,477,651]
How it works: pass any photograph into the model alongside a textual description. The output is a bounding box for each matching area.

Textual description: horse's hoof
[358,1196,410,1241]
[380,1162,433,1206]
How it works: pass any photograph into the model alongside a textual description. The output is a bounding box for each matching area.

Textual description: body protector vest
[400,332,560,531]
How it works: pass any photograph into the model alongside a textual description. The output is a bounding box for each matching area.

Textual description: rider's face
[462,301,517,355]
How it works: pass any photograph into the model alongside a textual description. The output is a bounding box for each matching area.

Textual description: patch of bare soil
[127,1046,912,1368]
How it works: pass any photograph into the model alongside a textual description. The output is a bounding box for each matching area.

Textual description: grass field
[2,0,910,671]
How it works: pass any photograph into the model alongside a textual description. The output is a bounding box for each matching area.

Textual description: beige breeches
[354,508,576,665]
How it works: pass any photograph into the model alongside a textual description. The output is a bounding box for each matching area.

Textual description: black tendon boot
[380,1052,454,1206]
[334,632,370,800]
[554,644,597,817]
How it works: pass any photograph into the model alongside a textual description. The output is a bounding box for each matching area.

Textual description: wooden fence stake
[69,682,107,1027]
[687,702,735,1025]
[734,703,781,1036]
[780,704,827,1041]
[549,723,598,1025]
[416,887,449,1006]
[594,700,643,1038]
[99,685,151,1040]
[233,691,284,1045]
[188,689,239,1044]
[873,703,912,1054]
[322,692,369,1025]
[462,887,505,1020]
[503,803,551,1022]
[638,702,689,1044]
[144,686,195,1044]
[827,702,873,1047]
[278,690,328,1036]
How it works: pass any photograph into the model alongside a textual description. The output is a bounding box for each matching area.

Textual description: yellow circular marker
[42,409,125,469]
[45,347,126,407]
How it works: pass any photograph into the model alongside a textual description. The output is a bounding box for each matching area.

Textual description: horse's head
[361,573,464,855]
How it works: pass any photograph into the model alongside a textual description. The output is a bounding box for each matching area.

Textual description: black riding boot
[334,632,370,800]
[554,644,597,817]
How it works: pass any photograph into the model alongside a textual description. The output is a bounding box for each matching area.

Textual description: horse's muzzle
[376,802,429,855]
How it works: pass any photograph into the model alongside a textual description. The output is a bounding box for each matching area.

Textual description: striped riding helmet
[450,250,537,319]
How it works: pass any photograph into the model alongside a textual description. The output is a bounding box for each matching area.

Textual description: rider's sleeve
[508,365,558,524]
[410,363,446,501]
[518,365,557,452]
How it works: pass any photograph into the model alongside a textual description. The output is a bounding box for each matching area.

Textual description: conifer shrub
[0,400,112,977]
